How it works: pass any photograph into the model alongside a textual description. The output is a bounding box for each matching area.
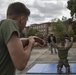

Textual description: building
[24,22,52,39]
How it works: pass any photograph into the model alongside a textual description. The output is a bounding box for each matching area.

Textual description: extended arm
[65,37,73,50]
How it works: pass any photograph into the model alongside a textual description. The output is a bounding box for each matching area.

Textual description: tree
[68,26,75,37]
[35,32,43,39]
[25,28,36,37]
[72,21,76,35]
[25,28,43,38]
[51,20,66,42]
[51,19,75,42]
[67,0,76,20]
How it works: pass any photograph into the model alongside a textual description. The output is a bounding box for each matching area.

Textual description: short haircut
[7,2,30,19]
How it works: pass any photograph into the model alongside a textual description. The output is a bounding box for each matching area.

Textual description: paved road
[16,47,76,75]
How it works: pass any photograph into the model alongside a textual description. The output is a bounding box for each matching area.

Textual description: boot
[66,67,70,73]
[57,67,62,73]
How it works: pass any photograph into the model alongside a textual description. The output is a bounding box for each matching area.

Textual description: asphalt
[16,47,76,75]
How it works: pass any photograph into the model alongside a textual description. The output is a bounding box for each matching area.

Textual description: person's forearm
[22,43,34,70]
[65,42,73,50]
[20,37,45,48]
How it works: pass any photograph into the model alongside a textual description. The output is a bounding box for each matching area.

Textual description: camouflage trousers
[57,58,70,69]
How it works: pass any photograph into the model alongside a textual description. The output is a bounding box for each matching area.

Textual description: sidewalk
[16,47,76,75]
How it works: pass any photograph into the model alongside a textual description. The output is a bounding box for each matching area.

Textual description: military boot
[66,67,70,73]
[57,67,62,73]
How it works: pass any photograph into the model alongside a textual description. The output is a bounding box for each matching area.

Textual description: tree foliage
[67,0,76,35]
[51,20,66,41]
[67,0,76,18]
[25,28,43,38]
[25,28,36,37]
[68,26,75,37]
[51,19,75,42]
[72,21,76,35]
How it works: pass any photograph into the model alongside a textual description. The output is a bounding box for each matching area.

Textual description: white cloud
[0,0,71,26]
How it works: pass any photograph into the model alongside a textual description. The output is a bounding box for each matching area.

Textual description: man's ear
[20,16,25,23]
[17,16,24,23]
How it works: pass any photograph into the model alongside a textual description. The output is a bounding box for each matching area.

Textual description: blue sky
[0,0,71,26]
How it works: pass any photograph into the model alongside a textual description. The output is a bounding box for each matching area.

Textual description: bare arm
[65,37,73,50]
[7,32,35,71]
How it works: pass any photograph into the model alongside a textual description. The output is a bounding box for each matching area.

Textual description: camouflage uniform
[51,41,73,73]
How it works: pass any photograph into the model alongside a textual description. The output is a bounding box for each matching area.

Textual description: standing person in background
[47,33,57,54]
[47,34,51,50]
[0,2,45,75]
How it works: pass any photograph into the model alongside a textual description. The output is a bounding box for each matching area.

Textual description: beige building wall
[24,22,52,39]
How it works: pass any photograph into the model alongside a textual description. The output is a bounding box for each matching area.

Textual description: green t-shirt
[51,41,73,59]
[0,19,20,75]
